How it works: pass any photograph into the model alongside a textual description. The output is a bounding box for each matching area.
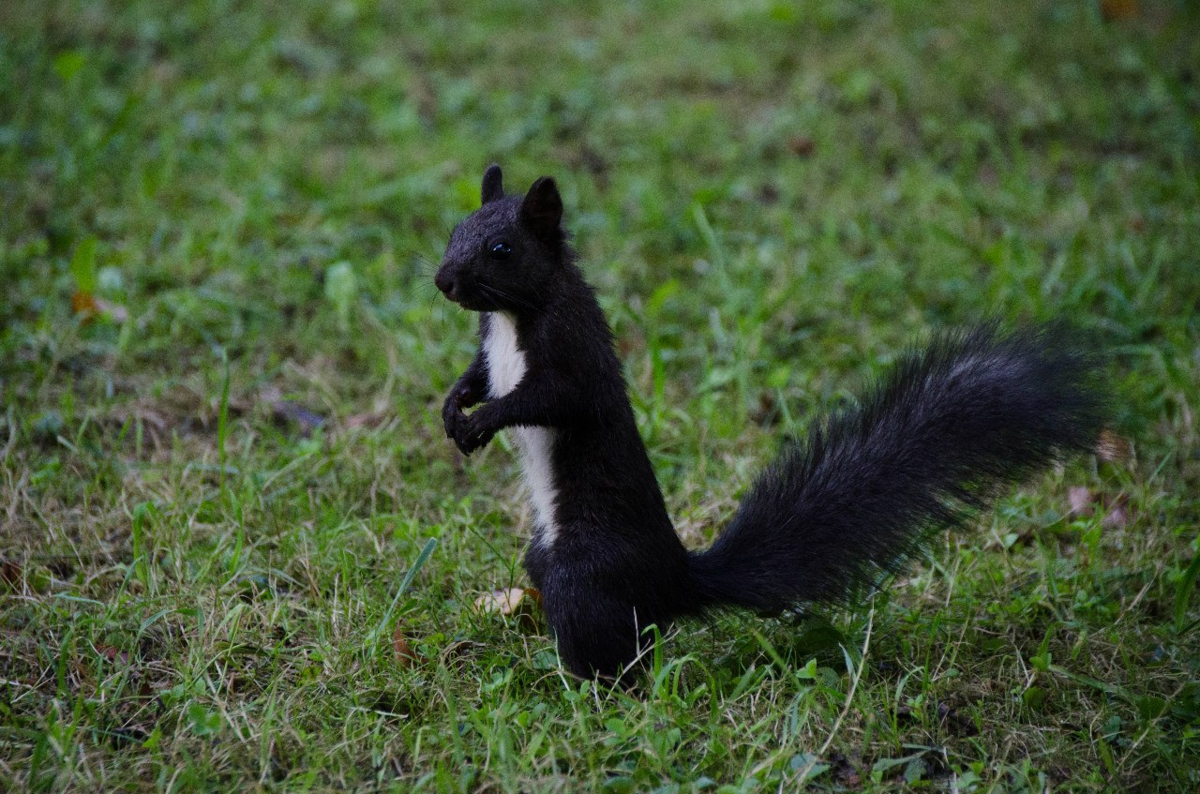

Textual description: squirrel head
[435,165,567,313]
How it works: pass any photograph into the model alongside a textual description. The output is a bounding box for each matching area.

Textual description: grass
[2,0,1199,791]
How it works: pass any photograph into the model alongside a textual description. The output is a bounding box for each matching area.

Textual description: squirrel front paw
[449,407,495,456]
[442,394,464,440]
[443,382,484,435]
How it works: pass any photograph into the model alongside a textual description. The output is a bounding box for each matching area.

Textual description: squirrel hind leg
[541,590,662,680]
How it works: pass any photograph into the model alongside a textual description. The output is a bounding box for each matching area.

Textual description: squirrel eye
[489,242,512,260]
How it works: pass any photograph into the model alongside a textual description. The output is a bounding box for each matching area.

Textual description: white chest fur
[483,312,560,547]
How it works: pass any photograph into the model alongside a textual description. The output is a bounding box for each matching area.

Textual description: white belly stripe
[483,312,560,547]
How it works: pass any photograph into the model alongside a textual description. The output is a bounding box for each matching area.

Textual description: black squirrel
[435,165,1107,679]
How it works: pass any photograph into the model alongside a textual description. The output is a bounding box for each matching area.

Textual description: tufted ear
[481,164,504,204]
[520,176,563,239]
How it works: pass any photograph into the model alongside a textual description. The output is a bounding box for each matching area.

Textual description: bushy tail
[688,323,1107,613]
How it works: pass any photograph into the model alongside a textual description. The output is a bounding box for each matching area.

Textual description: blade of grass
[1174,552,1200,633]
[217,349,231,501]
[367,536,438,655]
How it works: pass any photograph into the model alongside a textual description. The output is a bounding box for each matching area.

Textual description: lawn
[2,0,1198,791]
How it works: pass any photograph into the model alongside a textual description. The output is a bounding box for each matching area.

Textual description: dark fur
[435,165,1107,679]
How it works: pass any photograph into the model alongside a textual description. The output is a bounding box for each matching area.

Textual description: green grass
[2,0,1199,791]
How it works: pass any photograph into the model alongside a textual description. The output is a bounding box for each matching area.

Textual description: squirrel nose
[434,269,454,296]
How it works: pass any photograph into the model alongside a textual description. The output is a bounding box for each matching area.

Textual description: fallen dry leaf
[828,752,862,788]
[787,136,816,157]
[71,292,128,324]
[1068,486,1096,518]
[96,644,130,665]
[344,397,394,430]
[1100,0,1138,21]
[1102,494,1131,530]
[345,410,390,430]
[0,560,22,591]
[1067,486,1132,529]
[71,291,101,326]
[1095,429,1132,464]
[71,290,98,316]
[392,626,420,668]
[272,400,325,436]
[750,391,781,428]
[474,588,543,634]
[256,385,327,435]
[474,588,529,616]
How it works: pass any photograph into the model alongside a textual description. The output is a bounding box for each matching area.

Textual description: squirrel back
[436,166,1108,679]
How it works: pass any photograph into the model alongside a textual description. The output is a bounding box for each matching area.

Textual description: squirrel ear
[481,164,504,205]
[520,176,563,238]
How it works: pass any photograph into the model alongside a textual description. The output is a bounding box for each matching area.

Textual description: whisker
[479,283,535,312]
[406,281,439,299]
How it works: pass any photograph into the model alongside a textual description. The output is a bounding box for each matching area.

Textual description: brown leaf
[787,136,816,157]
[344,397,394,430]
[1095,429,1131,464]
[750,391,781,428]
[392,627,420,668]
[345,410,390,430]
[97,644,129,664]
[1102,494,1131,530]
[1100,0,1138,21]
[828,753,862,787]
[1068,486,1133,528]
[473,588,529,616]
[0,560,22,591]
[71,290,98,320]
[72,291,129,324]
[271,401,325,436]
[1067,486,1096,518]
